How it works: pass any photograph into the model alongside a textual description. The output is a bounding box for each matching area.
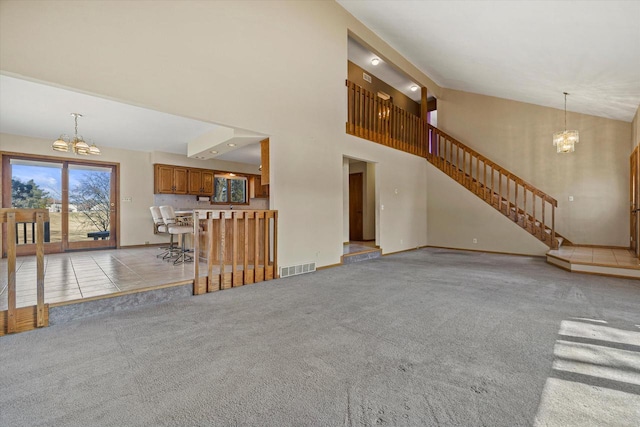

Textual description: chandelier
[552,92,579,153]
[52,113,101,155]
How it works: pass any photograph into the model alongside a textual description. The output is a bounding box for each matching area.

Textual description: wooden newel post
[7,212,17,333]
[192,211,203,295]
[36,212,45,327]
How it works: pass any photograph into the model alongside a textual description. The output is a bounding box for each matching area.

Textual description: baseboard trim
[562,244,632,250]
[317,262,343,270]
[425,245,547,258]
[120,243,165,249]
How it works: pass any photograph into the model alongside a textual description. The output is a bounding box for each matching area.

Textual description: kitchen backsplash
[153,194,269,210]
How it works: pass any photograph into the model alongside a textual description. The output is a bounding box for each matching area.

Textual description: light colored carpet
[1,248,639,426]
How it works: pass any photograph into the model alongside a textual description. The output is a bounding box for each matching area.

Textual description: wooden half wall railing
[190,210,278,295]
[0,208,49,336]
[346,80,562,249]
[346,80,429,158]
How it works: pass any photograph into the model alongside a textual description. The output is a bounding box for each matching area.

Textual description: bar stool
[150,206,175,259]
[159,205,193,265]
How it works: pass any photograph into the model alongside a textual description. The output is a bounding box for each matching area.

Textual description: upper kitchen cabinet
[154,164,188,194]
[188,169,214,195]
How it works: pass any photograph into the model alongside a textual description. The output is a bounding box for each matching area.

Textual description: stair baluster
[345,79,568,249]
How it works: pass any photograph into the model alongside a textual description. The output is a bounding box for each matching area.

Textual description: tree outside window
[213,174,247,204]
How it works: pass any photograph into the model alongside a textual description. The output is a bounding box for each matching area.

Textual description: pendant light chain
[552,92,579,154]
[564,92,567,131]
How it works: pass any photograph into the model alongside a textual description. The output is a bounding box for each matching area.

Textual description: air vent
[280,262,316,278]
[363,72,372,83]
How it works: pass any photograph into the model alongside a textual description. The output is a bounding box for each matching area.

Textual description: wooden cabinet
[201,170,214,194]
[155,164,215,195]
[155,165,174,193]
[251,175,269,198]
[260,138,269,185]
[174,167,188,194]
[188,169,214,195]
[188,169,202,194]
[154,164,188,194]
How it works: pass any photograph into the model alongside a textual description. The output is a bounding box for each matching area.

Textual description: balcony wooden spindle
[345,81,561,249]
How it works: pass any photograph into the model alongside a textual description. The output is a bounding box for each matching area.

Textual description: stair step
[342,248,382,264]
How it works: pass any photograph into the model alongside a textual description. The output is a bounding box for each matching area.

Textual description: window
[213,174,248,204]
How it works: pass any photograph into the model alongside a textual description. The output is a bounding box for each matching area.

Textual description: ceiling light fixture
[52,113,100,155]
[371,58,380,66]
[209,150,218,154]
[410,85,419,92]
[227,143,236,147]
[553,92,579,154]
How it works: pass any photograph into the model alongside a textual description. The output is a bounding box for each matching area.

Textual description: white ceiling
[2,0,637,164]
[0,75,263,164]
[348,37,425,102]
[338,0,640,122]
[0,75,220,154]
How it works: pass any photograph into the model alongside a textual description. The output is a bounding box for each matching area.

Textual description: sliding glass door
[67,164,116,250]
[2,154,118,256]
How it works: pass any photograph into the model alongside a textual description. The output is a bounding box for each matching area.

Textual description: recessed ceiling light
[371,58,380,66]
[410,85,419,92]
[209,150,218,154]
[227,143,236,147]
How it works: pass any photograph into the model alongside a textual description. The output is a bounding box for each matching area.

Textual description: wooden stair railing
[346,80,568,249]
[427,126,566,249]
[1,208,49,336]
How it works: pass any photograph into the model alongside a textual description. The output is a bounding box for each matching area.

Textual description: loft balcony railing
[345,79,562,249]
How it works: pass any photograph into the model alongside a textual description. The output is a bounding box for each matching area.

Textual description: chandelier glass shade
[552,129,579,153]
[52,113,100,155]
[553,92,578,154]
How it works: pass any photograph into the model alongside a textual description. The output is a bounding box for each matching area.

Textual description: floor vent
[280,262,316,278]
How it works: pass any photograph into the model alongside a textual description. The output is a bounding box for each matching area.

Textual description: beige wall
[0,0,435,266]
[427,163,549,256]
[437,89,632,247]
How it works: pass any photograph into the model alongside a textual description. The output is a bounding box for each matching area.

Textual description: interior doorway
[349,172,363,241]
[2,153,119,256]
[343,157,377,250]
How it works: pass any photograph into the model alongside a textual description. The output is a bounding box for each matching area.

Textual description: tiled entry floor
[547,246,639,268]
[0,247,207,310]
[546,246,640,279]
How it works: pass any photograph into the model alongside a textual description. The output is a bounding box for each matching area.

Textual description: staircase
[425,126,569,249]
[345,80,569,250]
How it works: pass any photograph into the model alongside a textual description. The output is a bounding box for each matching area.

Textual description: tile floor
[547,246,640,269]
[0,247,207,310]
